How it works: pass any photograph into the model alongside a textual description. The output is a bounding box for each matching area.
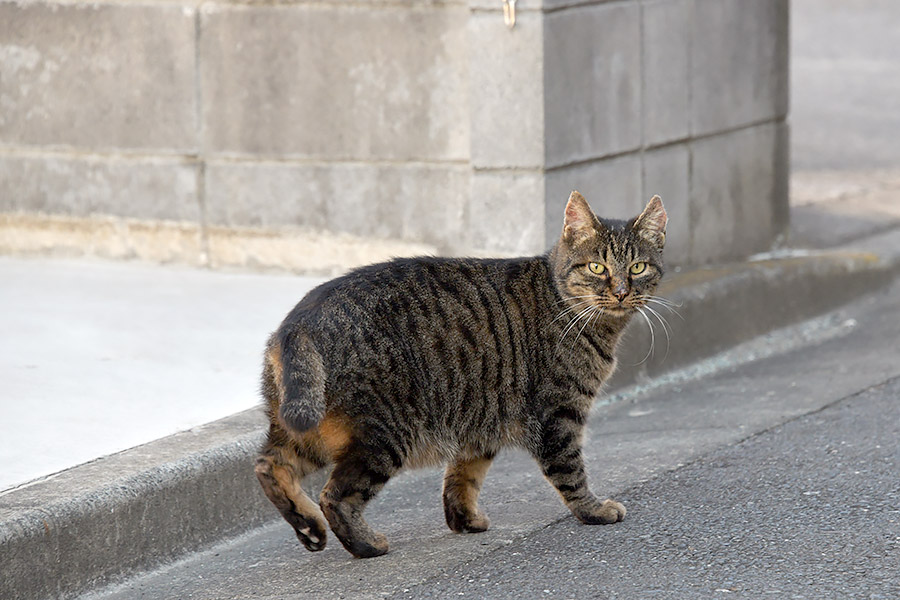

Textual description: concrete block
[0,155,199,222]
[467,11,545,169]
[205,161,470,252]
[469,171,545,254]
[543,3,641,167]
[643,144,690,265]
[690,124,781,263]
[642,0,692,146]
[0,2,196,152]
[204,162,328,232]
[691,0,789,135]
[200,4,469,161]
[544,153,643,246]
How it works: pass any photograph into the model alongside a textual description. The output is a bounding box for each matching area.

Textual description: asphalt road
[409,378,900,599]
[83,274,900,599]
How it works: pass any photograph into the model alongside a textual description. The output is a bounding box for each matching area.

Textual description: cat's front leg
[533,409,626,525]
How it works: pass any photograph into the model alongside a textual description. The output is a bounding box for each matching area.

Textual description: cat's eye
[588,262,606,275]
[630,262,648,275]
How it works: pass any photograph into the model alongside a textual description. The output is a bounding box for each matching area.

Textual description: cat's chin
[604,306,634,318]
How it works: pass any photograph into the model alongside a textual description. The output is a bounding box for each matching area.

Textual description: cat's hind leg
[442,454,494,533]
[319,434,401,558]
[255,433,329,552]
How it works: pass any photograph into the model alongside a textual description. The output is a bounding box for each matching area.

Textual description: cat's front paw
[346,531,389,559]
[575,498,626,525]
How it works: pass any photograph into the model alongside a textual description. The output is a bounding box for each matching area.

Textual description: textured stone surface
[691,124,783,263]
[543,2,641,167]
[0,2,196,152]
[643,144,690,265]
[642,0,692,146]
[200,3,469,161]
[691,0,789,135]
[467,12,545,169]
[469,170,545,254]
[544,154,642,246]
[0,155,199,221]
[205,161,470,252]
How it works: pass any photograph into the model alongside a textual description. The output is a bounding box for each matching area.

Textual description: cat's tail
[267,325,326,435]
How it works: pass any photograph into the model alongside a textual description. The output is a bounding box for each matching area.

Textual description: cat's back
[282,255,549,335]
[276,255,553,405]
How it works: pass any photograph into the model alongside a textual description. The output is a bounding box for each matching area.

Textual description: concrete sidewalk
[0,258,323,491]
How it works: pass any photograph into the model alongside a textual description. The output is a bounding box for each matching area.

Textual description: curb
[0,411,271,600]
[611,249,898,388]
[1,249,897,600]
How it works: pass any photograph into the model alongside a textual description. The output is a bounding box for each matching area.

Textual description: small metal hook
[503,0,517,29]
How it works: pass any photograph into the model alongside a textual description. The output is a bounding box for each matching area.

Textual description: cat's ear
[562,191,599,244]
[633,195,667,248]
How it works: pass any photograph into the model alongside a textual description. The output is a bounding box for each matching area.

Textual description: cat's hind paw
[285,511,328,552]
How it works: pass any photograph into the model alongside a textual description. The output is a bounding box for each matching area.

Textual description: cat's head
[550,191,667,317]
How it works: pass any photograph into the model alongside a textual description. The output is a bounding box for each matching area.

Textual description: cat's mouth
[601,303,636,317]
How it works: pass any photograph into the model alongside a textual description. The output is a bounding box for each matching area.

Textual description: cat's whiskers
[557,303,599,350]
[642,304,672,361]
[551,298,601,325]
[645,299,683,319]
[634,293,676,305]
[633,306,657,365]
[642,304,673,338]
[641,294,682,310]
[635,294,683,320]
[643,293,679,305]
[572,305,604,350]
[558,304,596,341]
[555,294,604,305]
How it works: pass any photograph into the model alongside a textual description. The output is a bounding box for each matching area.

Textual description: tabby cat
[255,191,667,558]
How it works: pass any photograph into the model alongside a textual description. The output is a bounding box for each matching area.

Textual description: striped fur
[256,192,667,557]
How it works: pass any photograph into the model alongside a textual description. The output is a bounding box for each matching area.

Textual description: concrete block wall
[0,0,788,272]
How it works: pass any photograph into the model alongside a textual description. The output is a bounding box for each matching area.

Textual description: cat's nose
[612,285,629,302]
